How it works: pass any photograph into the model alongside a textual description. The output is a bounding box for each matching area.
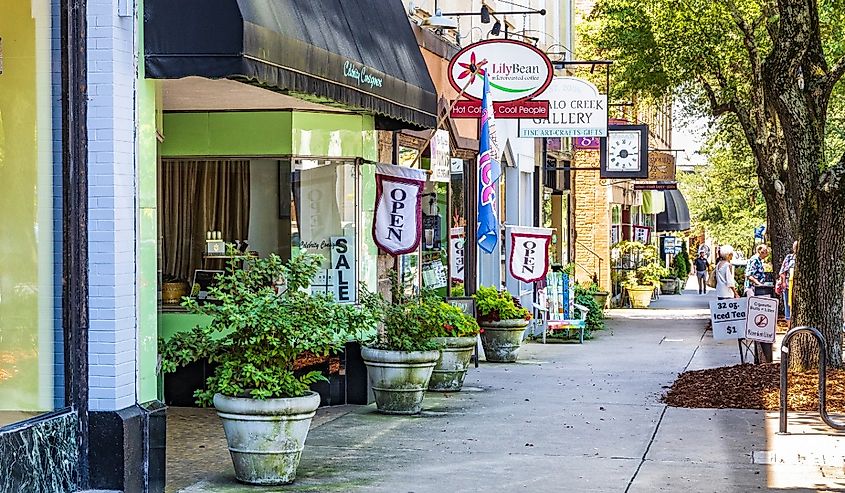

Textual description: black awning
[656,189,691,232]
[144,0,437,129]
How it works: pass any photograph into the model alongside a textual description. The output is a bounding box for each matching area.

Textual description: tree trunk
[789,201,845,369]
[760,185,795,272]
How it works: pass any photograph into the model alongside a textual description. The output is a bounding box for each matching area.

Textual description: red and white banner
[372,163,427,256]
[507,226,554,283]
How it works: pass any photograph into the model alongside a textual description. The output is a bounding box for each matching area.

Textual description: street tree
[679,119,767,254]
[582,0,845,368]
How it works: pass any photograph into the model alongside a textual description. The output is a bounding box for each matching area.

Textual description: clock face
[607,130,642,171]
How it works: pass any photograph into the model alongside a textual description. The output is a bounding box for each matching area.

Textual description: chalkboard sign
[446,297,476,318]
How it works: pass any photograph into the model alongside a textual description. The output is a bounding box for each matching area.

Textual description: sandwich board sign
[745,296,778,343]
[709,299,747,340]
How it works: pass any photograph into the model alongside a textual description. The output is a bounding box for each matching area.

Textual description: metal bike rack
[779,326,845,433]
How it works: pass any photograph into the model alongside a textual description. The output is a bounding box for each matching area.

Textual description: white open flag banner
[507,226,554,283]
[372,163,427,256]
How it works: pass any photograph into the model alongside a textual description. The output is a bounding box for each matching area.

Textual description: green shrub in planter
[473,286,531,362]
[158,253,378,484]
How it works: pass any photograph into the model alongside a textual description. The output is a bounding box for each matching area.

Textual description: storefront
[145,0,437,406]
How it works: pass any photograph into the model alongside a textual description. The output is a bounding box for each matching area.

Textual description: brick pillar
[572,149,611,290]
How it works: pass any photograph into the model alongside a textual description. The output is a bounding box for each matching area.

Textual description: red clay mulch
[292,353,341,374]
[663,363,845,413]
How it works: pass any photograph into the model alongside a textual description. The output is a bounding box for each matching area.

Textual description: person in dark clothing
[694,252,709,294]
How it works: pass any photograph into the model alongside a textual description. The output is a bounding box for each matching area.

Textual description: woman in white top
[715,245,739,299]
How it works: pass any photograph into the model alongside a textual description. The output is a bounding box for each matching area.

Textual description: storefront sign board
[745,296,778,343]
[450,99,550,119]
[330,236,355,303]
[507,226,554,283]
[648,151,676,181]
[372,164,426,256]
[518,77,608,138]
[448,39,553,103]
[710,299,747,340]
[430,130,451,182]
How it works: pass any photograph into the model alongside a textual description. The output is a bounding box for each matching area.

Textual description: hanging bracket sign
[506,226,554,283]
[448,39,553,120]
[372,163,426,256]
[518,77,608,137]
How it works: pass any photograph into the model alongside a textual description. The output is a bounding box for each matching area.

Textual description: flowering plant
[473,286,531,322]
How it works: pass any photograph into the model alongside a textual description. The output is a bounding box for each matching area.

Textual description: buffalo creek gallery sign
[518,77,608,138]
[507,226,554,283]
[448,39,553,119]
[310,237,356,303]
[372,163,427,256]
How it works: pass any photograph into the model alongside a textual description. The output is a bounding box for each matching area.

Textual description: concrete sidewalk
[173,281,845,492]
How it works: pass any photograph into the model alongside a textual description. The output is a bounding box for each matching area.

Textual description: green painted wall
[161,111,377,159]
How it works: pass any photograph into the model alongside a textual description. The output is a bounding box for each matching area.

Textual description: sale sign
[710,298,747,340]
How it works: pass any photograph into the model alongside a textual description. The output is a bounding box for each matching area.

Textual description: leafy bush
[673,241,690,279]
[359,271,442,352]
[621,263,670,289]
[574,284,606,334]
[159,253,378,405]
[473,286,531,322]
[421,298,480,338]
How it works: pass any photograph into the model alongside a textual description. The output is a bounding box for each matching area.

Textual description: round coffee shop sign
[448,39,553,102]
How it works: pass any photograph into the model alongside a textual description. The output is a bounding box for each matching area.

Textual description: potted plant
[574,283,606,338]
[474,286,532,362]
[159,253,376,485]
[672,242,690,294]
[579,277,609,309]
[622,263,669,308]
[422,297,480,392]
[359,274,441,414]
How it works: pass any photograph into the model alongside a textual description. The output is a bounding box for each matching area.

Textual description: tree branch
[825,56,845,94]
[722,0,763,86]
[699,77,735,117]
[819,156,845,194]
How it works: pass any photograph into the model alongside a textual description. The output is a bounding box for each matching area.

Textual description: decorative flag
[477,75,502,254]
[507,226,554,283]
[372,163,427,256]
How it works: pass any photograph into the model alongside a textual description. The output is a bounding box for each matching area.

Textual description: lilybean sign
[448,39,553,106]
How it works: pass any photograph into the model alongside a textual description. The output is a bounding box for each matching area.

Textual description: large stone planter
[660,278,678,295]
[428,336,477,392]
[591,291,609,308]
[213,391,321,485]
[361,347,440,415]
[627,286,654,308]
[479,319,530,362]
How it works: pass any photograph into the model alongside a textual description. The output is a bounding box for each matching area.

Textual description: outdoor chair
[533,302,589,344]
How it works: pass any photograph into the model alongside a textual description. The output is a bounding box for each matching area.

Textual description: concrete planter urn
[660,278,678,295]
[428,337,477,392]
[213,391,321,485]
[591,291,609,308]
[627,286,654,308]
[361,347,440,415]
[479,319,530,362]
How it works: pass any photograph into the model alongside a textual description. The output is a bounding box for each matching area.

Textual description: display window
[0,0,63,428]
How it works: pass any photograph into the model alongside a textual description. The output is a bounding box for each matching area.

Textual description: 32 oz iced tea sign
[710,299,747,340]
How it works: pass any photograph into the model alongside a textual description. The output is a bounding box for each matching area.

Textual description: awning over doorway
[656,189,691,232]
[144,0,438,129]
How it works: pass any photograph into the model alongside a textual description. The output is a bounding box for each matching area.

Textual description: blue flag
[477,76,502,254]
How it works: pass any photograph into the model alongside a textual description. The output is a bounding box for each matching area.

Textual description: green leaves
[473,286,531,322]
[159,253,379,404]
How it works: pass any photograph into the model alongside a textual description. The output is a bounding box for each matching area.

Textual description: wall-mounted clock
[600,124,649,179]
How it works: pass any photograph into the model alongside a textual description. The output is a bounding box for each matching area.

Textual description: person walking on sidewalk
[694,252,710,294]
[776,241,797,322]
[716,245,739,300]
[744,244,770,297]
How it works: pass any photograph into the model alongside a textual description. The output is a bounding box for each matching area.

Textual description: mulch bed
[292,353,341,374]
[664,363,845,413]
